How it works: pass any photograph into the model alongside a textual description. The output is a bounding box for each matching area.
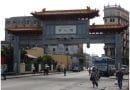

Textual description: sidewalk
[2,71,65,79]
[106,85,129,90]
[109,75,129,80]
[5,73,41,79]
[106,75,129,90]
[2,70,79,79]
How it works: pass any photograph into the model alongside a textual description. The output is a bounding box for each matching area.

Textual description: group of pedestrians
[32,65,67,76]
[89,67,124,89]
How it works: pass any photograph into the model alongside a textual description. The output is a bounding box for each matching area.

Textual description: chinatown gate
[7,7,128,73]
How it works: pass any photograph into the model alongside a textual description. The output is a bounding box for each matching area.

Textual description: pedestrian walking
[43,68,46,75]
[88,67,91,76]
[2,64,7,80]
[90,69,99,88]
[43,68,48,75]
[63,68,66,76]
[32,66,36,74]
[46,68,49,75]
[116,69,124,89]
[96,68,100,80]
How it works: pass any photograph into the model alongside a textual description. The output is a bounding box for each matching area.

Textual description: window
[17,20,20,24]
[66,48,68,51]
[53,48,55,51]
[26,20,29,24]
[22,20,25,25]
[13,20,16,24]
[6,21,10,24]
[110,18,115,22]
[105,19,107,23]
[34,20,37,24]
[110,18,112,22]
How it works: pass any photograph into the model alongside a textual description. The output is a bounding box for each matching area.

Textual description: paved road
[1,71,128,90]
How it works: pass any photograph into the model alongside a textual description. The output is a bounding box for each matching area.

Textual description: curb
[2,72,64,80]
[2,74,41,79]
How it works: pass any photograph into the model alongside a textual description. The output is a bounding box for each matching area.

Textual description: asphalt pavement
[1,71,129,90]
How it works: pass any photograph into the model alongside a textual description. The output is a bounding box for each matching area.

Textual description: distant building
[85,53,92,68]
[103,5,129,65]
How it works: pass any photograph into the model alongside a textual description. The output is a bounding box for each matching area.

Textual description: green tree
[37,55,57,69]
[37,56,43,64]
[1,46,10,58]
[20,49,27,62]
[1,46,13,71]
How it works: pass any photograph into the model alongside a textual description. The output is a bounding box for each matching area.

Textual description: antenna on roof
[42,8,46,12]
[92,23,95,25]
[86,6,90,10]
[119,4,121,7]
[108,3,109,7]
[115,3,117,6]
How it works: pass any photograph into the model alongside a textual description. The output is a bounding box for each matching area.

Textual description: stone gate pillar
[13,35,21,73]
[115,32,122,70]
[87,19,90,48]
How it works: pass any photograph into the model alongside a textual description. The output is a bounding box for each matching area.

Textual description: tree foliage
[1,46,14,71]
[1,46,13,59]
[37,55,57,68]
[21,49,27,61]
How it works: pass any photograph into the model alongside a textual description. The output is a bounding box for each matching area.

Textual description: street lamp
[65,48,69,70]
[66,52,69,70]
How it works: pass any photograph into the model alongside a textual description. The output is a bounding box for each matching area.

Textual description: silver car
[121,65,129,74]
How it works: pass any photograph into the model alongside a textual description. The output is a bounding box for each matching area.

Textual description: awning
[26,54,37,59]
[26,47,44,57]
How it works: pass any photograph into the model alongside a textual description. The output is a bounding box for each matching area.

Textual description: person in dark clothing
[43,68,49,75]
[63,68,66,76]
[88,68,91,76]
[90,69,99,88]
[116,69,124,89]
[32,66,36,74]
[46,68,49,75]
[43,68,46,75]
[2,64,7,80]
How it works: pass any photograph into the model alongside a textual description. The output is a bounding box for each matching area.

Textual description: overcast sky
[0,0,129,56]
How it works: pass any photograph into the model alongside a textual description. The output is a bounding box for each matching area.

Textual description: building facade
[4,7,128,73]
[104,5,129,65]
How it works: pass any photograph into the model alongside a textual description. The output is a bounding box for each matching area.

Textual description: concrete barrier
[20,63,25,73]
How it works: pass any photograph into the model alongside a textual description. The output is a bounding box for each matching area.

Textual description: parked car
[72,66,80,72]
[121,65,129,74]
